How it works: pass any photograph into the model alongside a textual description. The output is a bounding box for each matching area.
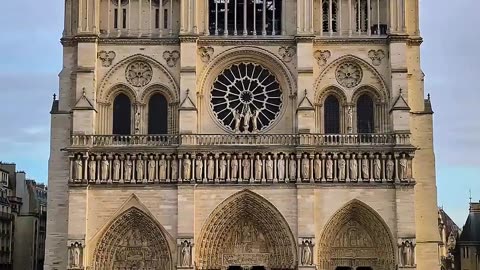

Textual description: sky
[0,0,479,226]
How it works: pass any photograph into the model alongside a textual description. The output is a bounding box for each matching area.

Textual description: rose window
[335,62,363,88]
[210,63,283,133]
[125,61,153,87]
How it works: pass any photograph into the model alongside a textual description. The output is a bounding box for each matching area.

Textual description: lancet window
[324,95,341,134]
[208,0,282,36]
[148,93,168,134]
[356,94,374,133]
[322,0,338,33]
[112,93,132,135]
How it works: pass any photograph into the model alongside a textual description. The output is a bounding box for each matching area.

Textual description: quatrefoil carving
[98,51,116,67]
[314,50,332,66]
[163,50,180,67]
[368,49,386,66]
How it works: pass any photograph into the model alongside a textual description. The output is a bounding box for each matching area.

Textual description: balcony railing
[71,133,410,148]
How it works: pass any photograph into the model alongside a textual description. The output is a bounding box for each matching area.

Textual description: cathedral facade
[45,1,440,269]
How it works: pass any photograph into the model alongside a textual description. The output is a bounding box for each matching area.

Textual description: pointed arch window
[322,0,338,33]
[148,93,168,134]
[324,95,340,134]
[112,93,131,135]
[356,94,374,133]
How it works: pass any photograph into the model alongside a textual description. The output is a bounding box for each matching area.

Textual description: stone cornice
[314,36,389,45]
[197,36,296,46]
[61,36,181,46]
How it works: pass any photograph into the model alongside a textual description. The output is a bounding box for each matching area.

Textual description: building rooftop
[458,202,480,244]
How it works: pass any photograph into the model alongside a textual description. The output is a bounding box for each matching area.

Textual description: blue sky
[0,0,478,226]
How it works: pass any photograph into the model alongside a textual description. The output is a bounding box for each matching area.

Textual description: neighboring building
[0,167,14,270]
[438,207,461,270]
[0,162,47,270]
[456,202,480,270]
[45,1,439,270]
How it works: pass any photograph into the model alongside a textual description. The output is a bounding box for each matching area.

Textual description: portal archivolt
[317,200,395,270]
[197,190,297,270]
[92,207,173,270]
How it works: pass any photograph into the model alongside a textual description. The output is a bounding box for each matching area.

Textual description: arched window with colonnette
[356,94,375,134]
[112,93,132,135]
[148,93,169,134]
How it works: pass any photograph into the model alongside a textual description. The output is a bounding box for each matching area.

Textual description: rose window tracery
[210,62,283,133]
[335,62,363,88]
[126,61,153,87]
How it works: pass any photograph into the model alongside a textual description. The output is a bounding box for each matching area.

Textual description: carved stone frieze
[163,50,180,67]
[70,151,414,185]
[125,60,153,87]
[314,50,331,66]
[368,49,386,66]
[98,50,116,67]
[198,46,214,63]
[279,46,296,62]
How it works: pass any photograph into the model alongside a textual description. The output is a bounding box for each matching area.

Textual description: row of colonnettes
[71,152,411,183]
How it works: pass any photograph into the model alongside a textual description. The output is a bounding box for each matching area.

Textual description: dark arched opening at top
[148,93,168,134]
[357,94,374,133]
[324,95,340,134]
[113,93,131,135]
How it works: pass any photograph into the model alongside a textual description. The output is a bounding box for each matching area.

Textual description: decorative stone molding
[198,46,214,63]
[335,62,363,88]
[279,46,296,62]
[163,50,180,67]
[125,60,153,87]
[368,49,386,66]
[67,240,85,270]
[299,237,315,266]
[69,149,414,185]
[98,50,116,67]
[313,50,331,66]
[398,238,416,267]
[177,238,194,268]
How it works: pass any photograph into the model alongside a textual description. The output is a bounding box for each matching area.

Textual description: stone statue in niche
[326,155,333,179]
[207,156,215,180]
[136,156,144,180]
[401,240,415,266]
[183,155,191,180]
[361,155,369,179]
[350,154,358,180]
[148,155,156,181]
[134,105,141,134]
[101,155,109,181]
[277,154,285,181]
[289,155,296,180]
[219,155,227,180]
[314,154,322,180]
[242,155,251,179]
[399,154,408,180]
[243,107,252,131]
[301,240,313,266]
[195,156,203,181]
[158,155,167,180]
[374,154,382,179]
[231,155,239,179]
[112,156,120,181]
[347,106,353,133]
[68,241,83,268]
[124,155,133,181]
[171,156,178,181]
[74,155,83,180]
[266,155,274,180]
[180,240,191,267]
[302,154,310,180]
[386,155,394,180]
[255,155,263,180]
[338,155,346,180]
[88,156,96,181]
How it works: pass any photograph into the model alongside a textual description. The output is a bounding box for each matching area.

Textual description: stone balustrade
[69,150,414,185]
[70,133,410,148]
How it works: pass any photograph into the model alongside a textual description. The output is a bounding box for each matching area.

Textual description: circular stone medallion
[335,62,363,88]
[125,61,153,87]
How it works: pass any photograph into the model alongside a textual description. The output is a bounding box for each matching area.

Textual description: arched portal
[317,200,395,270]
[92,207,172,270]
[197,190,297,270]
